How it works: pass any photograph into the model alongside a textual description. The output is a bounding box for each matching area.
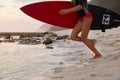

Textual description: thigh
[71,21,83,37]
[81,17,93,38]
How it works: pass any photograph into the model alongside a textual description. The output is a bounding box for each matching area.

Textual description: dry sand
[0,27,119,80]
[43,27,120,80]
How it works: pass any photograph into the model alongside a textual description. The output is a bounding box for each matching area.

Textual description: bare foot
[91,39,97,46]
[87,39,97,46]
[90,55,102,60]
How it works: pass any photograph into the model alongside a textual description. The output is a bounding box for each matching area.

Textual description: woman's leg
[70,21,96,42]
[70,21,83,41]
[81,17,102,59]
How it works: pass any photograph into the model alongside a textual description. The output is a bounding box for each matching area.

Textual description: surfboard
[20,1,120,32]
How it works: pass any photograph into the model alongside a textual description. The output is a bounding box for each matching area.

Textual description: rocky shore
[0,32,69,45]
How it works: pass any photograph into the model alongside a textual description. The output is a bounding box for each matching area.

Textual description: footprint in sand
[1,78,10,80]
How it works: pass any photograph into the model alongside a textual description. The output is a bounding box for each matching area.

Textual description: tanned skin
[59,0,102,59]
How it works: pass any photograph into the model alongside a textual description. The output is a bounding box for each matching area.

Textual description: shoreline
[43,27,120,80]
[0,27,120,80]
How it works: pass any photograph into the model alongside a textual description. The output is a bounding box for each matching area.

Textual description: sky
[0,0,91,32]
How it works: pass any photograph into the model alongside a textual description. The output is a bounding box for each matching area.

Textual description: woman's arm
[68,5,83,13]
[59,5,83,15]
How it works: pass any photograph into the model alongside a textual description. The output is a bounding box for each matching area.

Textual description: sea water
[0,39,91,80]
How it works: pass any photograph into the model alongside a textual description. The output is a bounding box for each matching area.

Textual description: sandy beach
[42,27,120,80]
[0,0,119,79]
[0,27,120,80]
